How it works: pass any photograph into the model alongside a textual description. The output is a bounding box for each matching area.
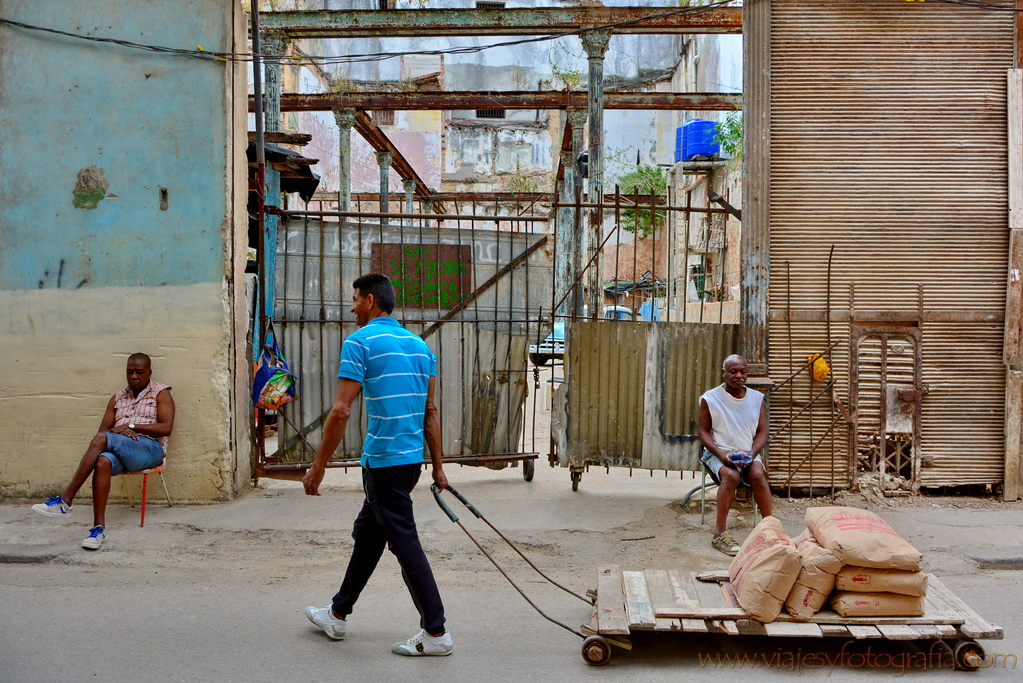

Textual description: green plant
[617,165,666,238]
[549,42,584,90]
[328,71,355,94]
[552,65,582,90]
[714,111,743,160]
[509,171,539,194]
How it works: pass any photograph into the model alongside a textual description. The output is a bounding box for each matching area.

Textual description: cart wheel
[571,471,581,491]
[581,635,612,666]
[953,640,985,671]
[523,458,535,482]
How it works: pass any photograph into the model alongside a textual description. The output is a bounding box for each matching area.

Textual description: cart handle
[431,484,483,522]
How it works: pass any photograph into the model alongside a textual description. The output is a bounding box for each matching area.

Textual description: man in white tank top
[698,354,773,556]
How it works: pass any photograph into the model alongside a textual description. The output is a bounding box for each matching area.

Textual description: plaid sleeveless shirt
[113,380,171,451]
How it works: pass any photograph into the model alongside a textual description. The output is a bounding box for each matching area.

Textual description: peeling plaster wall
[298,0,683,194]
[0,0,248,501]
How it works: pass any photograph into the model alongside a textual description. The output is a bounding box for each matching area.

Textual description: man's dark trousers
[331,463,445,633]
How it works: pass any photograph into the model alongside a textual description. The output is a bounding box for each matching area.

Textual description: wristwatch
[129,423,135,430]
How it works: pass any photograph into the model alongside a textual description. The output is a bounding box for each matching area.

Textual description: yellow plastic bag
[807,354,830,382]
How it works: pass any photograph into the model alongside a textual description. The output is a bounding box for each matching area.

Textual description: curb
[0,543,80,563]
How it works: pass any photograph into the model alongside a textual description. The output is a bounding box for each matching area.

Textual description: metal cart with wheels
[584,566,1002,669]
[431,485,1002,669]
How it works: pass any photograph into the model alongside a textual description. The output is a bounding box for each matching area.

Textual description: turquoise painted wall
[0,0,232,290]
[0,0,248,502]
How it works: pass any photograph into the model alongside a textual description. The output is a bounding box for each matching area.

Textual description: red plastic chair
[120,462,172,527]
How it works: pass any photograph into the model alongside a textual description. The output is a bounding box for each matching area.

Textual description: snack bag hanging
[252,339,297,410]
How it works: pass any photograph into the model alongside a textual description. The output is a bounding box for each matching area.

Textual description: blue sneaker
[32,495,73,518]
[82,526,106,550]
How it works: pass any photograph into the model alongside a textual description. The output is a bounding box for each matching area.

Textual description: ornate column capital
[259,31,290,58]
[333,109,357,130]
[375,151,393,169]
[580,29,611,60]
[566,107,588,129]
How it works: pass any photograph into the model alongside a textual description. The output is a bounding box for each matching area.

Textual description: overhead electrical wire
[0,2,734,66]
[0,0,1017,69]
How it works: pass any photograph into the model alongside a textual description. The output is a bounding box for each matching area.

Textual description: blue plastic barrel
[682,119,719,160]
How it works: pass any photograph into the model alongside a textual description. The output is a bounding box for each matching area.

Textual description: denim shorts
[701,449,763,487]
[100,432,165,476]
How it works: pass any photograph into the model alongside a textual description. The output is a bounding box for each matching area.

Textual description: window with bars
[476,1,506,7]
[476,109,506,120]
[371,110,395,126]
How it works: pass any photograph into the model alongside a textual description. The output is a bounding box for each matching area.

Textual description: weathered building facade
[0,0,251,501]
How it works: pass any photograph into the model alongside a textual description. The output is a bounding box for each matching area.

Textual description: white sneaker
[32,496,73,517]
[305,605,346,640]
[391,629,453,656]
[82,526,106,550]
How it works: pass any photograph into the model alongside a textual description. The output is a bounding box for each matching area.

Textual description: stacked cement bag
[729,516,802,623]
[804,507,926,618]
[783,529,843,621]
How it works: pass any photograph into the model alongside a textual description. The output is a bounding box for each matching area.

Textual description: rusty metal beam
[259,7,742,38]
[352,110,443,211]
[261,91,742,112]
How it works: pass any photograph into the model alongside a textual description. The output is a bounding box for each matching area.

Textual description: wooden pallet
[592,565,1003,642]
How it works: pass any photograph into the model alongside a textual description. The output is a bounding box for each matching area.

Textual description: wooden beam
[259,7,743,39]
[1010,70,1023,232]
[258,91,743,113]
[352,110,442,212]
[1005,369,1022,501]
[247,131,312,146]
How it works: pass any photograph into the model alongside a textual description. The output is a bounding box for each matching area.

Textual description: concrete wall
[0,0,250,501]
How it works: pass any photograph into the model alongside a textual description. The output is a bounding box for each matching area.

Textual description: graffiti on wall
[371,243,473,308]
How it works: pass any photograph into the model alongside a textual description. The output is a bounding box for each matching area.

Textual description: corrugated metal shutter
[766,0,1015,488]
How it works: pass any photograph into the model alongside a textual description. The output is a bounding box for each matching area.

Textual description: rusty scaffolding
[248,4,749,486]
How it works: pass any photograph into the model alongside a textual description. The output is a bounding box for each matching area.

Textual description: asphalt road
[2,463,1022,682]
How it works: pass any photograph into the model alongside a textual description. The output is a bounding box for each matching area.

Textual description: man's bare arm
[424,376,448,490]
[97,396,117,434]
[698,398,735,467]
[750,400,768,457]
[303,378,362,496]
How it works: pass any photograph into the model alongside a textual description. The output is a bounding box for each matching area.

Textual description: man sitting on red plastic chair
[698,354,772,557]
[32,353,175,549]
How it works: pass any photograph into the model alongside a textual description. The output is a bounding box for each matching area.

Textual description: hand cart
[432,485,1002,669]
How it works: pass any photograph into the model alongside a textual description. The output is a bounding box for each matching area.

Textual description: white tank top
[700,384,764,452]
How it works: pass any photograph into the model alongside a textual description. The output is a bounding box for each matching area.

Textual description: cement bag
[784,529,843,621]
[805,507,922,571]
[729,516,802,623]
[835,566,928,597]
[829,591,925,618]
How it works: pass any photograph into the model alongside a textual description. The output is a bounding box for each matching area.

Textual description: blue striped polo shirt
[338,316,436,468]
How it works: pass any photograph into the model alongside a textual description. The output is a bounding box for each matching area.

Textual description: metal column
[556,147,576,321]
[403,178,416,228]
[376,151,393,227]
[581,30,610,319]
[568,107,588,319]
[332,109,356,213]
[260,30,289,327]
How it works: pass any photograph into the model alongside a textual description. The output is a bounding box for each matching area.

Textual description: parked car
[528,306,636,365]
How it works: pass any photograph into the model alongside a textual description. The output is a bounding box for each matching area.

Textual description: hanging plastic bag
[253,335,297,410]
[807,353,830,382]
